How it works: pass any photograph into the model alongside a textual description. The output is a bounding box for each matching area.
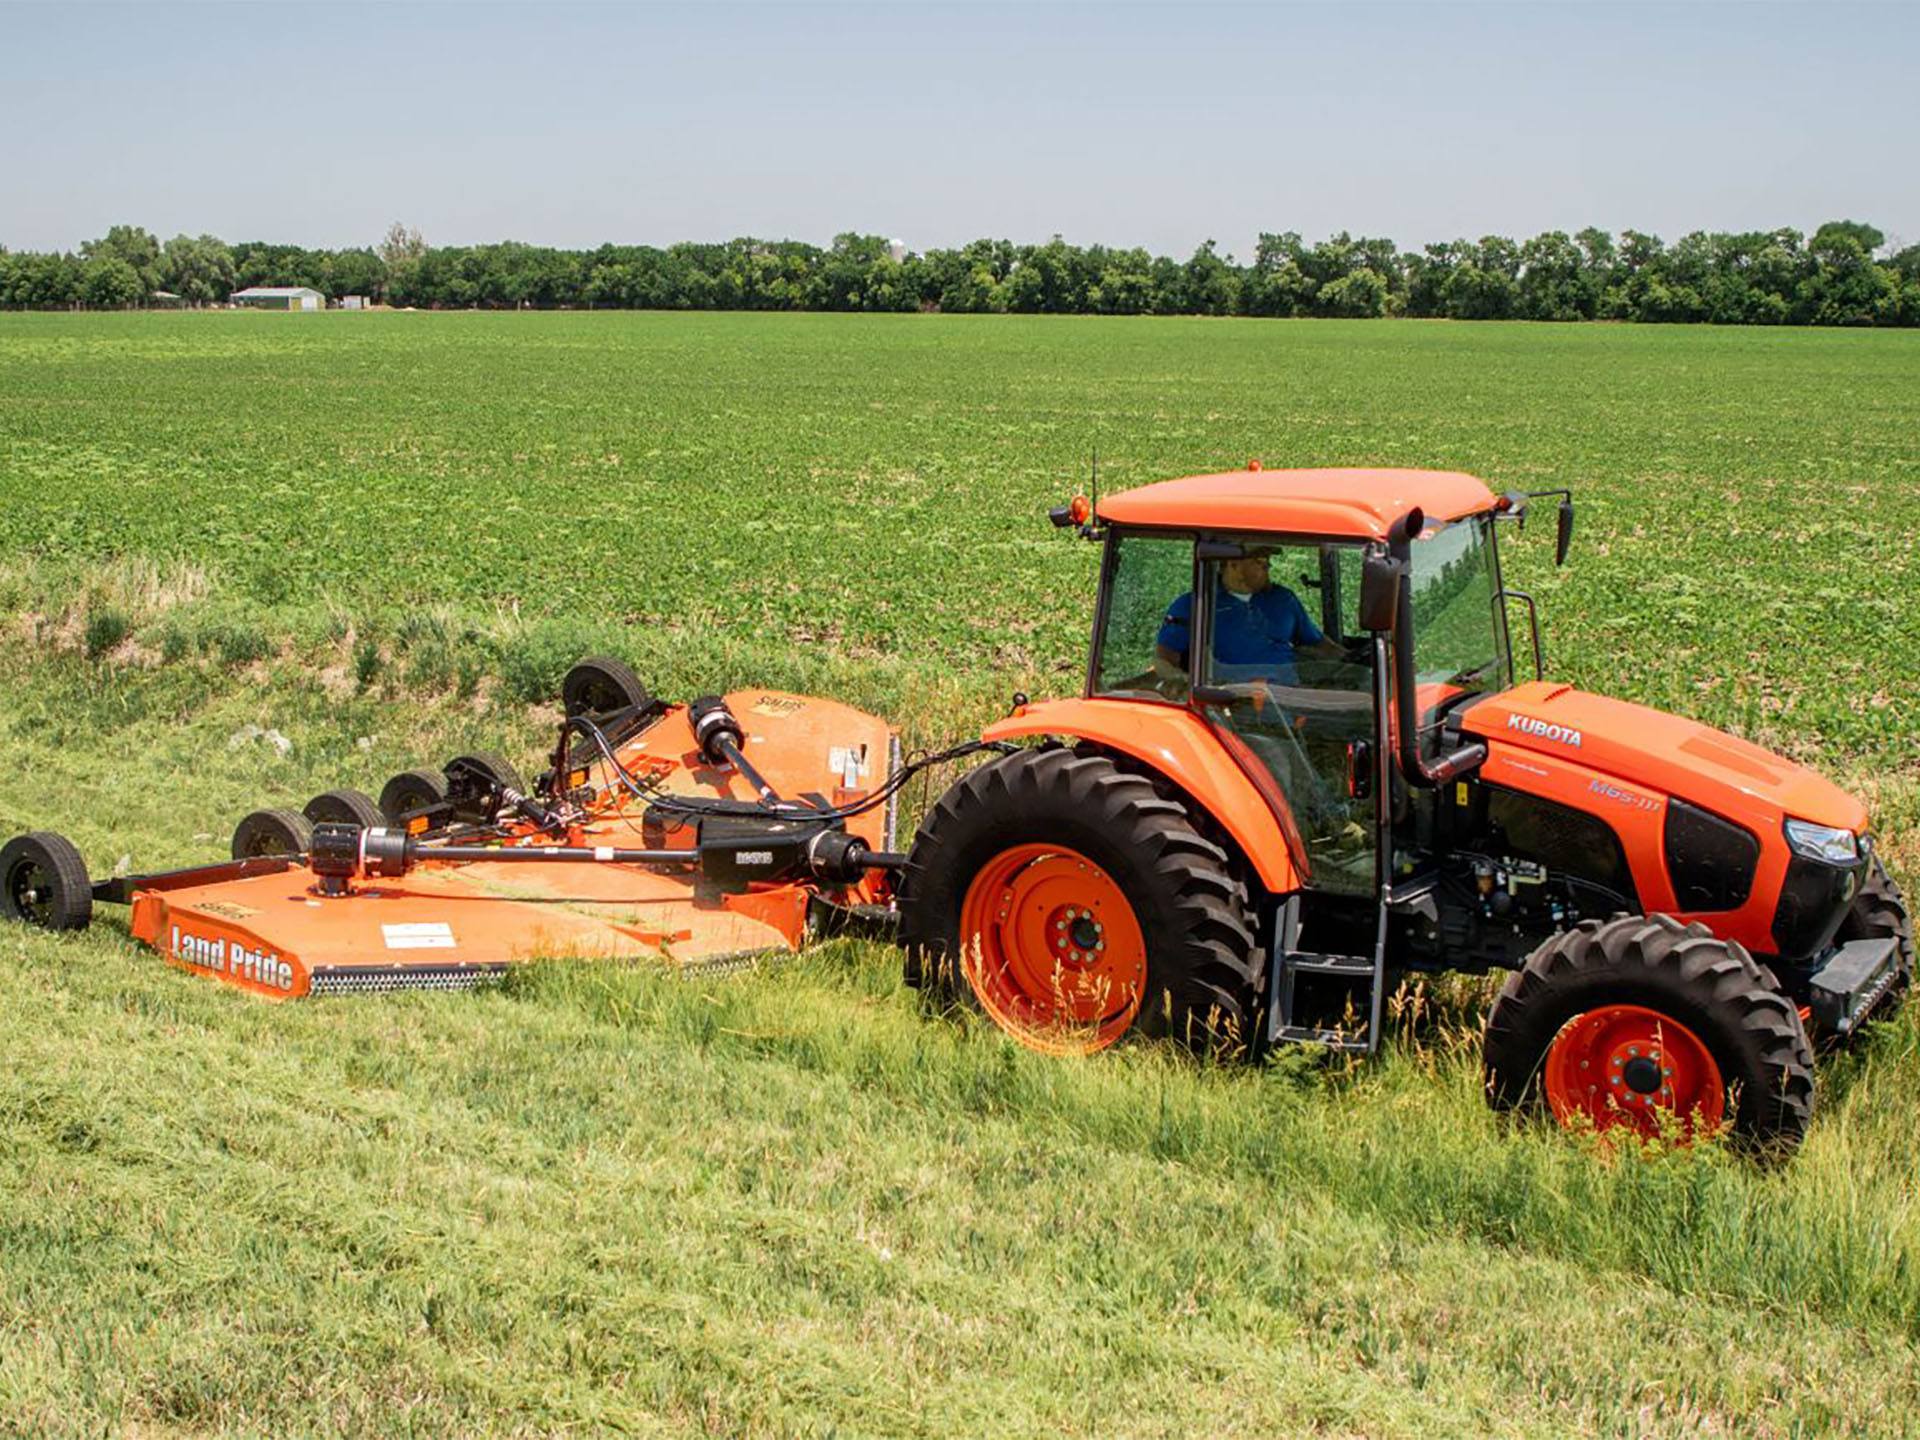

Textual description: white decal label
[382,922,456,950]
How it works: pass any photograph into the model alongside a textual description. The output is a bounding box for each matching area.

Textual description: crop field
[1,310,1918,1437]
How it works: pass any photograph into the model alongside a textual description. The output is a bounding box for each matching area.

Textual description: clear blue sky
[3,1,1914,257]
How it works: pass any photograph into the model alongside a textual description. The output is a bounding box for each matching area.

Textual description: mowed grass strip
[5,928,1920,1439]
[0,312,1917,1435]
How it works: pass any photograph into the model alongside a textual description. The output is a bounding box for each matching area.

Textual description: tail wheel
[562,656,656,719]
[379,767,450,826]
[1485,914,1813,1157]
[1836,855,1913,1022]
[0,832,92,932]
[444,751,527,823]
[898,747,1260,1055]
[303,788,384,829]
[231,808,313,859]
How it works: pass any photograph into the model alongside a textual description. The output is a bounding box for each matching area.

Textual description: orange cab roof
[1097,467,1498,539]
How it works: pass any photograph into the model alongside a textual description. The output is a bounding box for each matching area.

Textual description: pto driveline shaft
[416,843,694,865]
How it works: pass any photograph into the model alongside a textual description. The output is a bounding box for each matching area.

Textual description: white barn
[232,286,324,311]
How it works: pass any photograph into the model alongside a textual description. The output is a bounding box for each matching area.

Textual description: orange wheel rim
[1542,1003,1725,1142]
[959,843,1147,1055]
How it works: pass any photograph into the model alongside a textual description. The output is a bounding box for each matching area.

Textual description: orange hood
[1461,682,1868,836]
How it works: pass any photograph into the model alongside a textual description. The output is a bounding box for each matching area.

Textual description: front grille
[1664,799,1760,912]
[1771,854,1865,963]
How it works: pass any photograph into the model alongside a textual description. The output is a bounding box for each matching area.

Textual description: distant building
[339,295,368,310]
[887,238,908,263]
[148,290,184,309]
[232,286,323,312]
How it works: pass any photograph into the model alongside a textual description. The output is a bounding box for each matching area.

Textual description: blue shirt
[1156,584,1324,682]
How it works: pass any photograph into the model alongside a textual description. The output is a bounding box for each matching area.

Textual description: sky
[2,1,1915,258]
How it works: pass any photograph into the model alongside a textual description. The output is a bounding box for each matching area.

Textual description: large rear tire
[1484,914,1813,1157]
[898,747,1261,1054]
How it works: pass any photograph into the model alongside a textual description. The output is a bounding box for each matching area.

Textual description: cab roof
[1097,467,1498,539]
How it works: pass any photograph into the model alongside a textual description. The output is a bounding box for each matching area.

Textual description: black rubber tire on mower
[562,656,655,720]
[378,767,451,826]
[1836,855,1913,1021]
[897,746,1262,1053]
[444,751,528,824]
[230,808,314,859]
[303,788,385,830]
[0,831,92,932]
[1484,914,1814,1158]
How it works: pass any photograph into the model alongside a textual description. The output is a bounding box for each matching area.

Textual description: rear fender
[981,698,1300,894]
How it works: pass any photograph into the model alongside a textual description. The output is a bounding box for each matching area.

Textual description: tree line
[4,219,1917,326]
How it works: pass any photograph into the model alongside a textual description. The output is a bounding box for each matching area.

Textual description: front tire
[1484,915,1813,1157]
[898,747,1261,1054]
[1836,855,1912,1023]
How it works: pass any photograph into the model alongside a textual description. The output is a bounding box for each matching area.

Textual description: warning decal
[382,922,456,950]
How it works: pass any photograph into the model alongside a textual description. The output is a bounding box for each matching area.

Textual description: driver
[1153,550,1346,685]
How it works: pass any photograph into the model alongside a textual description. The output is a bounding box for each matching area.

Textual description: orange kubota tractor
[2,469,1908,1158]
[895,467,1910,1156]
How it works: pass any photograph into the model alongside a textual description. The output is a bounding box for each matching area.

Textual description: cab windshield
[1407,514,1511,702]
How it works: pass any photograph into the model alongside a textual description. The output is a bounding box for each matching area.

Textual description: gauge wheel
[444,751,527,823]
[562,655,656,719]
[303,788,384,829]
[0,831,92,932]
[231,808,314,859]
[379,767,451,826]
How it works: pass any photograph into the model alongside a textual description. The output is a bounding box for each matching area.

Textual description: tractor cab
[1076,469,1546,945]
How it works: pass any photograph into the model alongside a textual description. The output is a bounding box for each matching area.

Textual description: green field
[2,311,1918,1437]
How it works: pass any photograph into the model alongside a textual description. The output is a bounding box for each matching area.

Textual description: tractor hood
[1461,682,1868,837]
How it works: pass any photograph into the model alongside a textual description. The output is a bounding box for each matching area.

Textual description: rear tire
[303,788,384,829]
[231,808,313,859]
[562,656,655,719]
[1484,914,1813,1157]
[0,832,92,932]
[1836,855,1912,1023]
[898,747,1261,1054]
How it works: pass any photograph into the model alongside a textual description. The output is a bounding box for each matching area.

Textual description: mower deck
[127,688,896,998]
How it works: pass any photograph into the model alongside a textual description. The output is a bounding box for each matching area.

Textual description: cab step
[1270,1023,1372,1053]
[1263,895,1388,1057]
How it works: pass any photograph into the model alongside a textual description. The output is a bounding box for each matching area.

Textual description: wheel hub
[959,843,1147,1053]
[1541,1003,1725,1139]
[1620,1054,1664,1096]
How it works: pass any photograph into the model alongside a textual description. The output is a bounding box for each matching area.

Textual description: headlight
[1784,818,1860,865]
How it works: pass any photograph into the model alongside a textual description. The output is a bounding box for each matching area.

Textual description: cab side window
[1092,533,1193,699]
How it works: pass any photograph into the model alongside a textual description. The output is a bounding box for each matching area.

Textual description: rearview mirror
[1555,498,1574,566]
[1358,554,1402,632]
